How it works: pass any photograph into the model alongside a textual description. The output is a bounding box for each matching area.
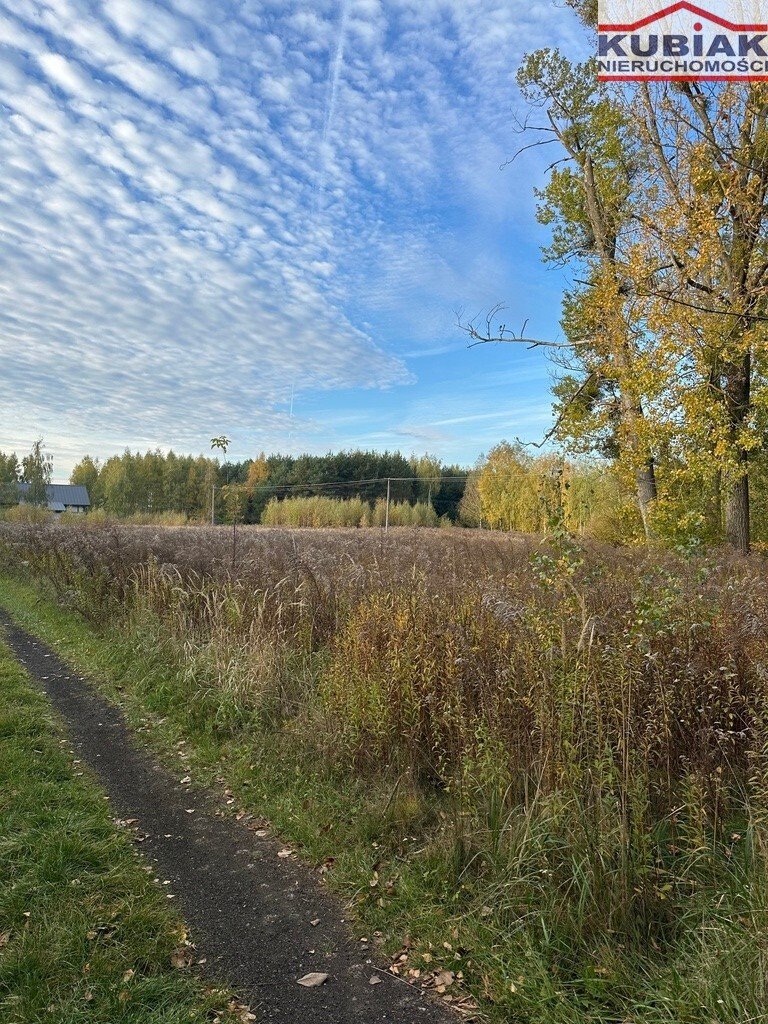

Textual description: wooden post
[385,478,391,532]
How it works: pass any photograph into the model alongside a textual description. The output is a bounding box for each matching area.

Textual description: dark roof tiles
[17,483,91,506]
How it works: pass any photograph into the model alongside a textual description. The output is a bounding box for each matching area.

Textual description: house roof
[17,483,91,507]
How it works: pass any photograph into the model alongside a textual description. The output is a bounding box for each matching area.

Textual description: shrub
[261,495,439,528]
[1,504,50,524]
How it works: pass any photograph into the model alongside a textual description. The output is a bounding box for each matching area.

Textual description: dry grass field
[2,519,768,1021]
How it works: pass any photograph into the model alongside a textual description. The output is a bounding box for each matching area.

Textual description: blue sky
[0,0,585,479]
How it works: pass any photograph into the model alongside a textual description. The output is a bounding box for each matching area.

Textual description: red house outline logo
[598,1,768,80]
[600,0,766,31]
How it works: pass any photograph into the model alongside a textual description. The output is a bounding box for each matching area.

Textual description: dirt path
[0,611,452,1024]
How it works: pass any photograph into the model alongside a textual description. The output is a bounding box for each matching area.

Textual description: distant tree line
[8,439,763,546]
[0,440,671,541]
[0,440,52,507]
[56,448,469,524]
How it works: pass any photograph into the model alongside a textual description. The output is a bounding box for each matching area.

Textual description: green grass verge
[0,625,241,1024]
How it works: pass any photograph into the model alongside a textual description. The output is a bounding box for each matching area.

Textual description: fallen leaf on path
[369,976,383,985]
[277,849,293,858]
[310,918,320,927]
[297,972,328,987]
[227,998,257,1022]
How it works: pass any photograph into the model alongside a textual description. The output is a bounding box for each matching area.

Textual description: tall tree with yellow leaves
[463,51,661,539]
[635,81,768,553]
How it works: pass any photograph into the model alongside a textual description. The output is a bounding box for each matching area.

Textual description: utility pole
[385,477,390,532]
[211,484,215,526]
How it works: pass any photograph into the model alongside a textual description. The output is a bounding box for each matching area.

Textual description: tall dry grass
[3,519,768,1018]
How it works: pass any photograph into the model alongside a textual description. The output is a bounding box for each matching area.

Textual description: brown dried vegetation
[3,520,768,1020]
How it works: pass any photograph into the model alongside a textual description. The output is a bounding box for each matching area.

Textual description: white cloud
[0,0,584,474]
[169,43,220,80]
[259,74,293,103]
[36,51,94,98]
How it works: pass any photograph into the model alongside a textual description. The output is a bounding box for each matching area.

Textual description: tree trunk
[725,471,750,554]
[635,459,657,541]
[724,349,751,554]
[708,469,722,540]
[618,376,657,541]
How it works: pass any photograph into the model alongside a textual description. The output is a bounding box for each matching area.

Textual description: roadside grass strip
[0,634,238,1024]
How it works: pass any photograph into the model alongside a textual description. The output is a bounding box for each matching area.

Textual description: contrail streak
[322,0,350,147]
[315,0,350,209]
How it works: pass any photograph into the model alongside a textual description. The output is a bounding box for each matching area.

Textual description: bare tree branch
[500,136,558,170]
[456,305,594,350]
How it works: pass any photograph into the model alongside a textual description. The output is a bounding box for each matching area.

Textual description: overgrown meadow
[2,519,767,1021]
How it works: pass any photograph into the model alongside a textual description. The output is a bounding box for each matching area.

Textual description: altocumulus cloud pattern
[0,0,580,465]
